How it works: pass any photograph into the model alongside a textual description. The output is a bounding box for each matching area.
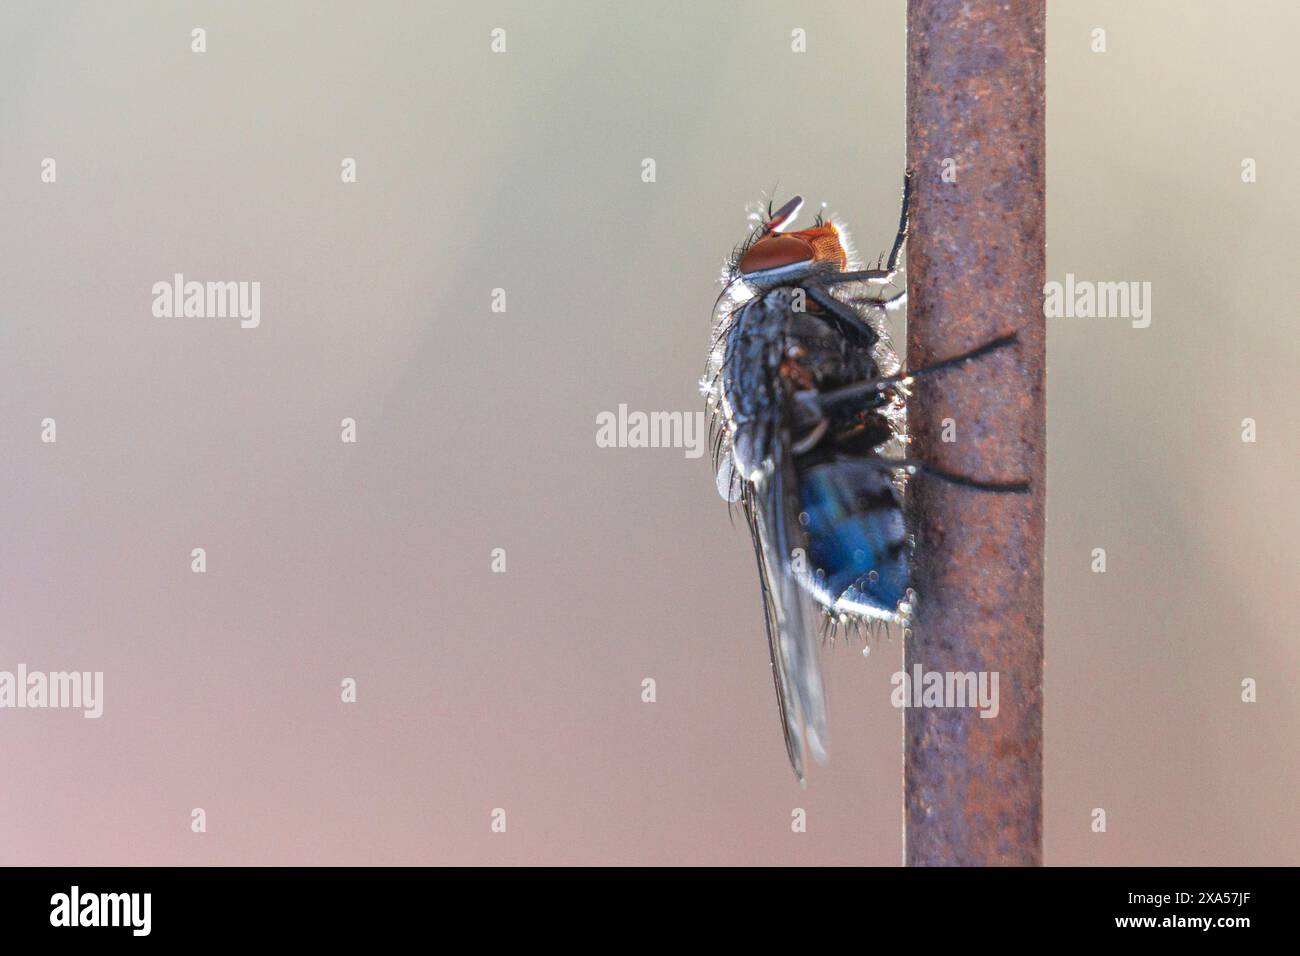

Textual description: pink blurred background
[1,1,1296,864]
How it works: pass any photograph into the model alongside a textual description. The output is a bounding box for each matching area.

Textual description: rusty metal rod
[903,0,1046,866]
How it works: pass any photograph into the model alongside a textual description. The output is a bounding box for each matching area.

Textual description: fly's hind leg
[902,461,1029,494]
[862,458,1031,495]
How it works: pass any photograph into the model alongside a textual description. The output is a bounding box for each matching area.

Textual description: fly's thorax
[780,308,879,393]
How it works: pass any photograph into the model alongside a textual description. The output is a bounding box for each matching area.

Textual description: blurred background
[1,1,1295,865]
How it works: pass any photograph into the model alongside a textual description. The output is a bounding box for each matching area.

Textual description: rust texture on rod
[903,0,1046,866]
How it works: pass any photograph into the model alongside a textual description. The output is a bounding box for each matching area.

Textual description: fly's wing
[722,292,828,781]
[744,440,829,782]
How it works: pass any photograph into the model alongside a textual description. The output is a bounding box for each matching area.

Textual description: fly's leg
[819,169,913,287]
[828,282,907,313]
[888,459,1029,494]
[803,285,888,345]
[795,330,1032,492]
[810,332,1019,418]
[884,168,912,273]
[784,430,1029,492]
[849,457,1029,494]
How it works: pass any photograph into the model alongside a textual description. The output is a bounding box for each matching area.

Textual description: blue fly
[704,174,1026,780]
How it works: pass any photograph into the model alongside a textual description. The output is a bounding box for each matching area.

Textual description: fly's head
[726,196,848,293]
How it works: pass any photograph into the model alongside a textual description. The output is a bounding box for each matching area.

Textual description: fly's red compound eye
[738,234,815,275]
[739,226,847,276]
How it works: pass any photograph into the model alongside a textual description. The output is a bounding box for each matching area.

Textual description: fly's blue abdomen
[799,461,909,618]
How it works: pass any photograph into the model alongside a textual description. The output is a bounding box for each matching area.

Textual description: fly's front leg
[885,168,912,273]
[819,169,912,288]
[834,283,906,313]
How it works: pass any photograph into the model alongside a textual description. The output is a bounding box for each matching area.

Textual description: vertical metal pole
[903,0,1046,865]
